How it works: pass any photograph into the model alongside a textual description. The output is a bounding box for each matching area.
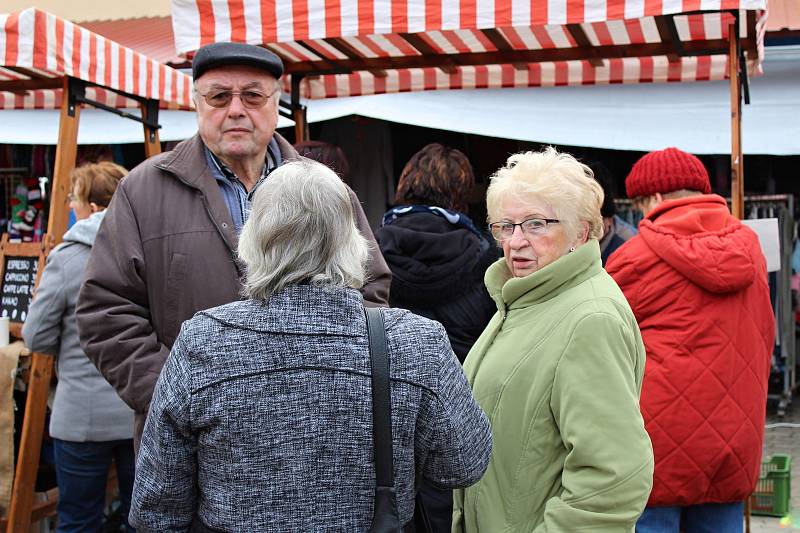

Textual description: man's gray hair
[238,160,369,300]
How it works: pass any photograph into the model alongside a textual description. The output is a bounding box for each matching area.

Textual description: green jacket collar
[486,239,603,310]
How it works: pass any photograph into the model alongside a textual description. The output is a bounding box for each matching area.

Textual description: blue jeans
[53,438,135,533]
[636,502,744,533]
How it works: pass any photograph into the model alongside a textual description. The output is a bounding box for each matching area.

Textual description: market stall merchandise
[0,6,193,243]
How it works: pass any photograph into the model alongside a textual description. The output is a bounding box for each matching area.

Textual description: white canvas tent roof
[1,47,796,154]
[300,45,800,155]
[0,109,293,144]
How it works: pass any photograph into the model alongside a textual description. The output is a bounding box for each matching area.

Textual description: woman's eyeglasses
[489,218,561,240]
[197,89,278,109]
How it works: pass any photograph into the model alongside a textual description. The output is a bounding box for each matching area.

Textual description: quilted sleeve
[606,242,641,319]
[538,312,654,533]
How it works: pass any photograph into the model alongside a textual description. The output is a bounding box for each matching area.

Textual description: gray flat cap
[192,42,284,80]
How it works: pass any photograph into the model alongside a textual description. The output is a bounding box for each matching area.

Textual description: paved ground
[750,399,800,532]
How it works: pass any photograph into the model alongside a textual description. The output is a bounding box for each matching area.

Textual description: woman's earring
[569,246,576,253]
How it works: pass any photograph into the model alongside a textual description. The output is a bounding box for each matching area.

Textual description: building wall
[4,0,171,21]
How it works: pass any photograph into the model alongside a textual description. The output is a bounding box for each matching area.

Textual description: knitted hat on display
[625,147,711,198]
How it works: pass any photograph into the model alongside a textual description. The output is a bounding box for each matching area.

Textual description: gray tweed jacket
[130,285,492,532]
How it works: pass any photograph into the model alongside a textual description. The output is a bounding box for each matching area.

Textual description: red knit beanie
[625,147,711,198]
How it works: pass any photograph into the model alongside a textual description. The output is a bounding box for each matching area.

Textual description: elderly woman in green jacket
[453,147,653,532]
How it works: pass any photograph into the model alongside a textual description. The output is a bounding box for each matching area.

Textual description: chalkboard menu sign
[1,255,39,322]
[0,235,50,335]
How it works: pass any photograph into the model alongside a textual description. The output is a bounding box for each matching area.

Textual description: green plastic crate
[750,454,792,517]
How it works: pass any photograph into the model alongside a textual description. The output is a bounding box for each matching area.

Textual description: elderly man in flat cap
[76,42,391,447]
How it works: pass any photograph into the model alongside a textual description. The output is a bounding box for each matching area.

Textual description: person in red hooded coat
[606,147,775,533]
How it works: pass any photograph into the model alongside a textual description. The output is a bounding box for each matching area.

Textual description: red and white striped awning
[0,7,194,110]
[171,0,766,99]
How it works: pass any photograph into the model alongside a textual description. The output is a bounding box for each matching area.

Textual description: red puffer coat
[606,194,774,506]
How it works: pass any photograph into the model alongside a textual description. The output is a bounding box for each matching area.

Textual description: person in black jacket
[376,143,497,362]
[375,143,497,531]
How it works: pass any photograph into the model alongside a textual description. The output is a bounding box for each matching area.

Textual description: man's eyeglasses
[489,218,561,240]
[197,88,278,109]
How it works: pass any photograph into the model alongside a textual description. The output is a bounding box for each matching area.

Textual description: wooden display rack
[0,82,162,533]
[0,236,52,532]
[0,9,193,529]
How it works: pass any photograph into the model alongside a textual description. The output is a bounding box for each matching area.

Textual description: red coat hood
[638,195,760,294]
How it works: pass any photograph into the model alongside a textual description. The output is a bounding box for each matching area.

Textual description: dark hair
[590,162,617,218]
[70,161,127,207]
[394,143,475,213]
[293,141,350,180]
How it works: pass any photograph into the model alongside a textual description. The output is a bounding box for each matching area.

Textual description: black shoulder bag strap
[365,308,432,533]
[366,307,403,533]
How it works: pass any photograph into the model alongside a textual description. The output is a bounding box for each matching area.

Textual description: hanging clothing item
[607,194,775,507]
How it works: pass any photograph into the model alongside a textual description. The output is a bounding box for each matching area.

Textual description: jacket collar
[63,210,106,246]
[153,132,300,254]
[200,285,368,336]
[486,239,603,310]
[155,132,300,185]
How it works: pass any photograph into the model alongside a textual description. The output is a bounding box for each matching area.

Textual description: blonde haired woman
[453,147,654,532]
[131,160,491,532]
[23,161,133,532]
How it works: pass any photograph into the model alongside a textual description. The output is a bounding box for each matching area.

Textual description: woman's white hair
[486,147,604,242]
[238,160,369,300]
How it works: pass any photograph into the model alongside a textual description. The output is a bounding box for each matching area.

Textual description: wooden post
[141,99,161,158]
[143,125,161,158]
[729,21,744,220]
[5,352,54,533]
[731,23,749,531]
[733,25,749,533]
[293,106,308,143]
[291,74,308,143]
[48,77,80,245]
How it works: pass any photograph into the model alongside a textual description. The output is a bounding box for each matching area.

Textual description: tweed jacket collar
[199,285,367,336]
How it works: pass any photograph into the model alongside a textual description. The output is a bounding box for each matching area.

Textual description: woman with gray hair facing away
[130,160,492,532]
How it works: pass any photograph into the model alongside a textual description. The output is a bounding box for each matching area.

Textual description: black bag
[365,308,433,533]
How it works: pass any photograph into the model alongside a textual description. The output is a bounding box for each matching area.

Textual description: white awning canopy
[1,47,796,154]
[299,46,800,155]
[0,108,293,145]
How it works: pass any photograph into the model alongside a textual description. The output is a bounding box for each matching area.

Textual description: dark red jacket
[606,194,774,506]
